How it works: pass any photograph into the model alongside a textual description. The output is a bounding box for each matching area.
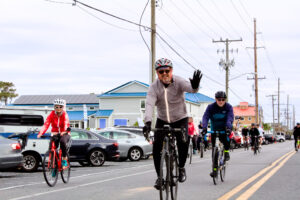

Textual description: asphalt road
[0,140,299,200]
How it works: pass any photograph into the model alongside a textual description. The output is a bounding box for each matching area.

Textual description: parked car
[275,135,285,142]
[285,134,292,140]
[69,128,119,166]
[96,129,152,161]
[263,134,276,144]
[0,128,120,171]
[232,132,242,148]
[0,135,23,170]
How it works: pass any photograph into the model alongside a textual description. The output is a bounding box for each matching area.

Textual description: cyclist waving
[143,58,202,189]
[201,91,234,177]
[37,98,70,169]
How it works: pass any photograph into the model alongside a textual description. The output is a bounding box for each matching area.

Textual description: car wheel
[78,161,90,167]
[88,149,106,166]
[265,140,269,145]
[22,153,39,172]
[128,147,142,161]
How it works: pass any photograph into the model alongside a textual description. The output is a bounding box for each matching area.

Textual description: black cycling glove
[143,121,151,141]
[202,127,207,136]
[189,70,203,89]
[226,127,232,135]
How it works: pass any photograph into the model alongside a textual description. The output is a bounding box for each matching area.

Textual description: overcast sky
[1,0,299,125]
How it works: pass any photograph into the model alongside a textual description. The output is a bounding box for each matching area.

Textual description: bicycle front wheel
[61,158,71,183]
[189,143,193,164]
[212,147,219,185]
[200,143,204,158]
[219,151,226,182]
[170,152,179,200]
[43,151,58,187]
[160,148,169,200]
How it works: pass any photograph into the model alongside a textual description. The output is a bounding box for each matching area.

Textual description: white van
[0,106,52,171]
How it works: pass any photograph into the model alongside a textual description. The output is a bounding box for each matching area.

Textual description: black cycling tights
[152,117,189,177]
[211,133,230,151]
[49,134,71,158]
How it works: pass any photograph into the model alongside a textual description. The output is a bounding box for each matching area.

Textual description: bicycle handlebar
[207,130,226,134]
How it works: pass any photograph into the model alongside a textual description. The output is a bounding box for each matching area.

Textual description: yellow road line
[236,151,296,200]
[217,150,294,200]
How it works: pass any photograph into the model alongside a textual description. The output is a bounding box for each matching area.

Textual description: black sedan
[0,136,23,170]
[263,134,276,144]
[69,128,119,167]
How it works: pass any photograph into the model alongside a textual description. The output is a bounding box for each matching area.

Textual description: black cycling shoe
[178,167,186,183]
[224,152,230,161]
[210,171,217,178]
[154,178,164,190]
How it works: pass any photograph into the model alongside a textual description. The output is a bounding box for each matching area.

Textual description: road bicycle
[154,125,185,200]
[208,130,227,185]
[253,136,260,155]
[243,136,249,151]
[198,134,205,158]
[42,134,72,187]
[296,136,300,152]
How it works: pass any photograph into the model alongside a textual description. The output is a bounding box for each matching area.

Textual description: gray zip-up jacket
[144,75,199,123]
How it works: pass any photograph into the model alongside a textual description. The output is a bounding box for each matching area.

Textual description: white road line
[9,169,154,200]
[0,163,153,191]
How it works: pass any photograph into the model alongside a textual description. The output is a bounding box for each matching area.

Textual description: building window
[141,100,145,110]
[70,121,79,128]
[248,117,251,121]
[90,107,95,110]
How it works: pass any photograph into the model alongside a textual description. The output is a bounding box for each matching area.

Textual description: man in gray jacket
[143,58,202,190]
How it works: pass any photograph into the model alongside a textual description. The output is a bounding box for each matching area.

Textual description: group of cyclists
[38,57,299,192]
[142,57,235,189]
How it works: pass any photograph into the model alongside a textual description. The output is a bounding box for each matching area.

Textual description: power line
[139,0,151,53]
[230,0,253,34]
[73,0,151,30]
[76,5,138,32]
[195,0,233,38]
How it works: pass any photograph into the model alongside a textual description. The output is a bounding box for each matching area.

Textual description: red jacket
[38,110,70,136]
[188,122,198,136]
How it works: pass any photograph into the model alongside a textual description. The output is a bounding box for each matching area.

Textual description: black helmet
[297,123,300,125]
[215,91,227,99]
[251,123,256,126]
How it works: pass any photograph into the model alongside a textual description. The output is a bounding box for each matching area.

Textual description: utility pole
[293,105,295,127]
[287,95,289,131]
[278,78,280,132]
[267,94,277,134]
[213,38,242,101]
[150,0,156,83]
[247,18,265,125]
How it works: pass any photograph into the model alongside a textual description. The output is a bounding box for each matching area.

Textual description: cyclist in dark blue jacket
[202,91,234,177]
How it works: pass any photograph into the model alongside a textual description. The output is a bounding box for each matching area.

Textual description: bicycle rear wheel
[212,147,219,185]
[160,148,169,200]
[170,152,179,200]
[43,151,58,187]
[61,158,71,183]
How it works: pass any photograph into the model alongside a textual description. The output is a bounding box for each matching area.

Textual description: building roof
[99,80,214,103]
[67,111,97,121]
[13,94,99,105]
[233,105,255,117]
[94,110,113,117]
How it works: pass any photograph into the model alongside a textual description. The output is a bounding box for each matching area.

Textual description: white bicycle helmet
[53,98,65,106]
[155,58,173,70]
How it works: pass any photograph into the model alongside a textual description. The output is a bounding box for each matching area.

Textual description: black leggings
[294,135,300,148]
[49,134,71,157]
[211,132,230,151]
[153,118,189,177]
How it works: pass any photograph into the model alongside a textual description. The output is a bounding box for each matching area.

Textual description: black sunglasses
[55,106,63,109]
[217,98,226,102]
[158,69,170,74]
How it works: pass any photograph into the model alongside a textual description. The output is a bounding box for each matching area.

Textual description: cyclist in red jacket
[37,98,70,169]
